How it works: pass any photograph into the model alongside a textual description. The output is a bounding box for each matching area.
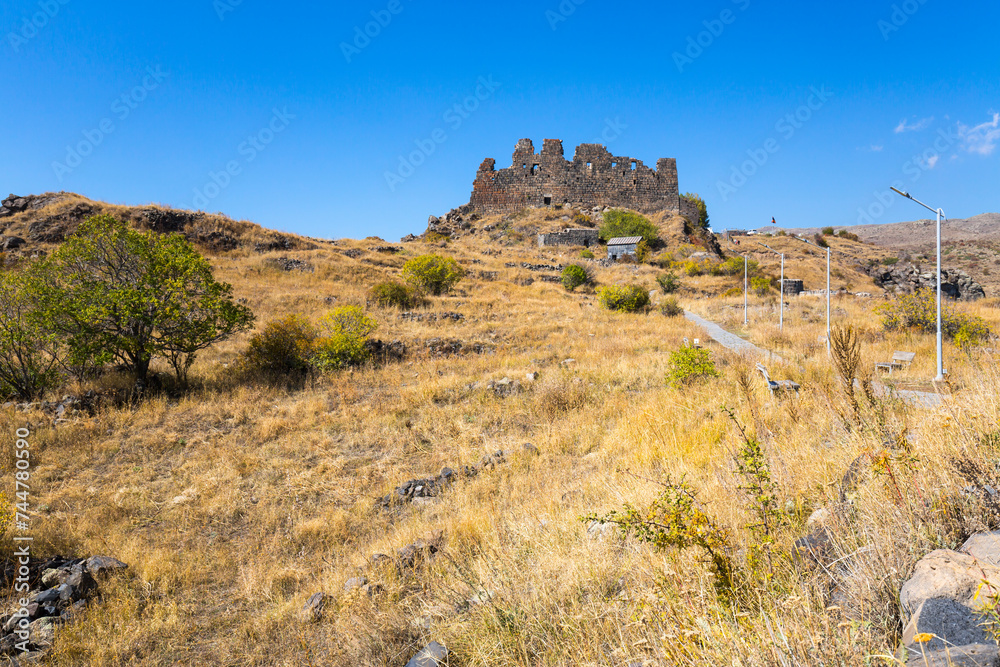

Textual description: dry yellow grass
[2,208,999,666]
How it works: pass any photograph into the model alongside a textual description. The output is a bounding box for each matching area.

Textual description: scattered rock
[341,249,363,259]
[587,521,616,542]
[486,377,522,398]
[900,550,1000,621]
[263,257,314,273]
[404,641,449,667]
[399,312,464,322]
[302,592,326,622]
[526,372,539,382]
[368,245,401,254]
[960,530,1000,568]
[523,443,540,456]
[902,643,998,666]
[901,597,992,651]
[343,577,368,592]
[1,236,25,250]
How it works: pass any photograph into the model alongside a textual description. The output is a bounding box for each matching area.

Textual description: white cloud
[870,144,884,152]
[959,112,1000,155]
[926,154,939,169]
[894,116,934,133]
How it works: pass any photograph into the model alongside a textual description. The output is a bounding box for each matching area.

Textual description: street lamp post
[891,187,946,382]
[744,254,748,326]
[790,235,832,355]
[756,243,784,332]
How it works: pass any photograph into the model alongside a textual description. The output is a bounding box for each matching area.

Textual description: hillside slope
[0,192,322,255]
[3,199,1000,666]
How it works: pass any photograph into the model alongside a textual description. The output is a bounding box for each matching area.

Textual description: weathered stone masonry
[470,139,687,218]
[537,228,599,248]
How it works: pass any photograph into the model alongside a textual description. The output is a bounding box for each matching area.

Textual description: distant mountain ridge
[775,213,1000,249]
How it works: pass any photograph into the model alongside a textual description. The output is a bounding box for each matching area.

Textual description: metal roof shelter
[607,236,642,260]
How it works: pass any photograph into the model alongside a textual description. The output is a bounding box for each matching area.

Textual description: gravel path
[683,310,944,408]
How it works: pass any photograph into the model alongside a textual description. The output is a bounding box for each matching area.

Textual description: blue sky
[3,0,998,240]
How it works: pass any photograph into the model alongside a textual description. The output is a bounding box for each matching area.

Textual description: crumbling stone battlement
[469,139,684,217]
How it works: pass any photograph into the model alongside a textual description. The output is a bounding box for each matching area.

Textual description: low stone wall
[538,228,599,248]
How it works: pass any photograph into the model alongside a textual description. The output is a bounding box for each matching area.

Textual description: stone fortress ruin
[468,138,698,220]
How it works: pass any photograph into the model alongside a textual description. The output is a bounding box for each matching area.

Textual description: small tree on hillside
[599,210,660,245]
[0,271,61,399]
[33,214,254,384]
[681,193,710,229]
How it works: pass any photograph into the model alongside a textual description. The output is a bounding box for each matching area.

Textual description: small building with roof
[607,236,642,260]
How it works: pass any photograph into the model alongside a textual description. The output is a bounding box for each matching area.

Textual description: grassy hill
[4,201,1000,665]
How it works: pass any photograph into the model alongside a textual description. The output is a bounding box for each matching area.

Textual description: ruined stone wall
[469,139,682,217]
[679,197,700,226]
[538,228,599,248]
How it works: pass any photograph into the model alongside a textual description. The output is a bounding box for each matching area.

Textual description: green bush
[561,264,591,292]
[312,306,378,371]
[238,314,317,380]
[814,234,829,249]
[369,281,424,309]
[750,276,771,296]
[571,212,592,226]
[599,210,660,245]
[681,193,710,229]
[657,272,680,294]
[821,227,835,236]
[598,284,650,313]
[660,297,684,317]
[33,214,254,384]
[579,248,595,259]
[839,230,861,242]
[876,290,991,343]
[666,345,719,387]
[401,254,465,295]
[713,256,758,277]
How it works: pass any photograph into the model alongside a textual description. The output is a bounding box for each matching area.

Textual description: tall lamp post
[744,253,748,326]
[791,235,832,355]
[891,187,946,382]
[756,242,784,332]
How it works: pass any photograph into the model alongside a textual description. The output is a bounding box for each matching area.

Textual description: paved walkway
[683,310,944,409]
[683,311,785,364]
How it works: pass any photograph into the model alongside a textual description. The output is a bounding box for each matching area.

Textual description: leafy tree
[0,271,61,399]
[681,193,710,229]
[312,306,378,370]
[598,210,660,245]
[401,254,465,295]
[34,214,254,384]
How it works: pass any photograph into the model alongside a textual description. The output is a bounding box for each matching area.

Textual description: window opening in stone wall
[611,162,617,168]
[531,164,538,174]
[586,162,592,171]
[523,164,528,169]
[630,161,637,170]
[544,196,552,205]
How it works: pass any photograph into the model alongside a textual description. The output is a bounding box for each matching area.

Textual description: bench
[876,351,916,375]
[756,363,800,394]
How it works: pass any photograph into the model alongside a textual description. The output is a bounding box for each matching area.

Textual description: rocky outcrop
[867,262,986,301]
[897,532,1000,664]
[0,555,127,659]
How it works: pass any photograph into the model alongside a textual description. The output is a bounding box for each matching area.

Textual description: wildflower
[912,632,935,643]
